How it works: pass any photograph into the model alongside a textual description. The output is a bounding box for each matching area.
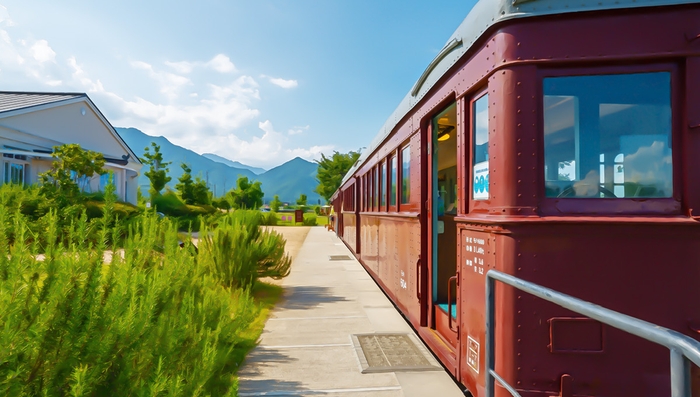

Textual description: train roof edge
[337,0,699,189]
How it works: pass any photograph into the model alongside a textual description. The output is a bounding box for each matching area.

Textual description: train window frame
[389,153,398,211]
[400,144,411,209]
[375,165,379,212]
[468,88,491,212]
[538,63,682,215]
[366,170,370,212]
[380,160,387,211]
[370,168,375,211]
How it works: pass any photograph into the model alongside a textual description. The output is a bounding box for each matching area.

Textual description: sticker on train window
[473,161,489,200]
[472,94,489,200]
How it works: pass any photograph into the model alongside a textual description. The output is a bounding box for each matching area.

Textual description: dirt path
[264,226,312,262]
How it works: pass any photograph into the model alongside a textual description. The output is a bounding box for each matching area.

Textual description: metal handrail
[485,269,700,397]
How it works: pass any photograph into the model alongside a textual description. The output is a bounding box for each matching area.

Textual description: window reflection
[401,146,410,204]
[543,72,672,198]
[390,156,397,206]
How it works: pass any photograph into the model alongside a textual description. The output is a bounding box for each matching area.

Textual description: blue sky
[0,1,476,169]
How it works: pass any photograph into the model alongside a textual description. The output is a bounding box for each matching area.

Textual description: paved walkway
[238,227,464,397]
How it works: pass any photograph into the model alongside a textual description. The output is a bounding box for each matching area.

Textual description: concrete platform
[238,227,465,397]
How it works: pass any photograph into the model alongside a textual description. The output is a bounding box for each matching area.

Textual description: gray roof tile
[0,92,85,114]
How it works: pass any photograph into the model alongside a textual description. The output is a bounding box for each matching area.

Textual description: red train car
[331,0,700,396]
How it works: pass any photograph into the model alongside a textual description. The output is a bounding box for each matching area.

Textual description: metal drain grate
[351,333,442,373]
[329,255,352,261]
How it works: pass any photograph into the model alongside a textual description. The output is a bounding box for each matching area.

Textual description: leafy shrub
[212,197,231,210]
[0,211,259,396]
[198,210,291,289]
[259,211,278,226]
[303,214,317,226]
[152,191,189,216]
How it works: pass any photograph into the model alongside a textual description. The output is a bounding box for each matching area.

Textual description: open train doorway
[429,103,459,353]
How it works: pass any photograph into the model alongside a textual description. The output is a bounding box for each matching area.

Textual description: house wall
[0,100,141,205]
[1,102,130,159]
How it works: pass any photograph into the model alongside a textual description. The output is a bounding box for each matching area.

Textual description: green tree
[296,193,307,212]
[315,150,361,202]
[270,195,282,212]
[39,143,105,204]
[192,176,211,205]
[142,142,171,198]
[175,163,195,204]
[227,176,264,210]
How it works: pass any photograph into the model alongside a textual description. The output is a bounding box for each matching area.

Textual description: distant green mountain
[116,127,321,204]
[202,153,266,175]
[258,157,322,205]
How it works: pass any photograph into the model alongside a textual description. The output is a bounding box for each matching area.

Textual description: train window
[472,94,489,200]
[401,146,410,204]
[374,166,379,210]
[380,161,387,209]
[543,72,672,198]
[390,155,397,207]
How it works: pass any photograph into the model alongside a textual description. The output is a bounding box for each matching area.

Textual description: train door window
[472,94,489,201]
[401,145,410,205]
[543,72,672,198]
[390,155,397,209]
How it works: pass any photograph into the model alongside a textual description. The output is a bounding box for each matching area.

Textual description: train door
[428,102,460,360]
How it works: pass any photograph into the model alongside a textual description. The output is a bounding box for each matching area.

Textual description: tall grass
[0,205,286,396]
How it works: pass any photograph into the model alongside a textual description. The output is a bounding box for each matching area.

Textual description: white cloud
[206,54,236,73]
[191,120,332,168]
[288,125,309,135]
[68,56,105,92]
[164,53,236,74]
[130,60,191,100]
[164,60,194,74]
[0,5,15,27]
[30,39,55,63]
[45,79,62,86]
[268,76,298,89]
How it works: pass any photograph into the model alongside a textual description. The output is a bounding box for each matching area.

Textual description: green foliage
[175,162,195,204]
[315,150,361,202]
[152,190,188,216]
[259,212,278,226]
[0,211,259,396]
[39,143,106,206]
[302,214,317,226]
[142,142,171,198]
[313,205,321,215]
[296,193,308,212]
[198,210,291,289]
[227,177,264,210]
[152,191,216,229]
[270,195,281,212]
[212,197,231,210]
[192,176,211,205]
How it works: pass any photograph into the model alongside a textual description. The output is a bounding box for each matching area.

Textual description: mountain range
[116,127,322,204]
